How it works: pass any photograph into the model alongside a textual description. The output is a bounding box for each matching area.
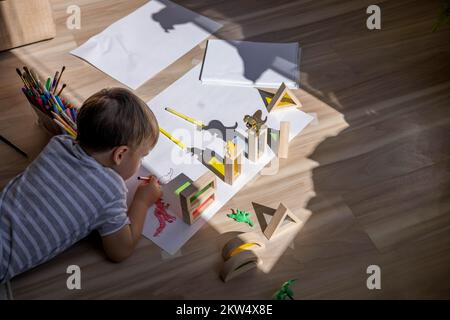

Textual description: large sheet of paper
[200,40,301,89]
[127,64,312,254]
[71,0,222,89]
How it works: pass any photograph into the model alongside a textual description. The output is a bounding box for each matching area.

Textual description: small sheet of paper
[125,64,312,254]
[71,0,222,89]
[200,40,301,88]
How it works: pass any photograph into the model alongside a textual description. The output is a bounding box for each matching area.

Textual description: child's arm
[101,176,161,262]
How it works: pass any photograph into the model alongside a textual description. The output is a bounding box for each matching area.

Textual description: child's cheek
[136,158,143,172]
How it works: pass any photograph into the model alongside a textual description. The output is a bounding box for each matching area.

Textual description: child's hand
[133,176,162,208]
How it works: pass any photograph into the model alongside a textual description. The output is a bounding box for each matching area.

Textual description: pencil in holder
[29,101,63,136]
[17,65,78,139]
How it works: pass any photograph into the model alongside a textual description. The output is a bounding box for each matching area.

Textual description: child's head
[77,87,159,180]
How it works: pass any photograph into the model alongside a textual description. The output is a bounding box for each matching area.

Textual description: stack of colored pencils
[16,66,78,138]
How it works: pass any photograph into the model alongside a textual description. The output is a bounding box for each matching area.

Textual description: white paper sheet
[71,0,222,89]
[200,40,301,88]
[125,64,312,254]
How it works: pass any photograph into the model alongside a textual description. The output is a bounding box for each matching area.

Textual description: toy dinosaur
[227,209,254,227]
[273,279,297,300]
[243,110,267,134]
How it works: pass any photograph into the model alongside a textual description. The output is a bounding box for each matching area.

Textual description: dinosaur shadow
[151,0,220,34]
[203,119,238,143]
[200,39,299,85]
[151,1,197,33]
[152,0,298,83]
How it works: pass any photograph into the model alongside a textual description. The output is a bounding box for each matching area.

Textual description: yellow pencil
[165,107,205,128]
[159,127,186,150]
[54,119,76,138]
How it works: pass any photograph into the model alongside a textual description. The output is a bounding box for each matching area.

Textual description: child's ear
[112,145,129,165]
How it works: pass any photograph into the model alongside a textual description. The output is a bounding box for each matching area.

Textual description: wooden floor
[1,0,449,299]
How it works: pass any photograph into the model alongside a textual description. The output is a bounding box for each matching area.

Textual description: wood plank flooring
[0,0,449,299]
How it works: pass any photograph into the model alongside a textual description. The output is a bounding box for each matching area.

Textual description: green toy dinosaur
[273,279,297,300]
[227,209,254,227]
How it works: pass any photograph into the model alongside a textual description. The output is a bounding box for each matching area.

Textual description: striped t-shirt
[0,135,130,283]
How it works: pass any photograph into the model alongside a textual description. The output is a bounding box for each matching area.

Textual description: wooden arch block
[220,250,261,282]
[222,232,266,260]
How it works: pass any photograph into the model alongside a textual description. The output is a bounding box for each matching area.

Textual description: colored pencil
[54,66,65,94]
[51,71,59,93]
[159,127,186,150]
[56,84,66,96]
[17,65,78,136]
[165,107,205,128]
[53,119,76,138]
[45,78,51,91]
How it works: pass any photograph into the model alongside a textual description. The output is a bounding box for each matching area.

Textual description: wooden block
[224,157,234,185]
[278,121,290,159]
[258,125,268,158]
[266,82,302,113]
[180,171,216,224]
[220,250,260,282]
[247,125,268,162]
[224,143,242,185]
[247,129,259,162]
[0,0,56,52]
[263,203,301,240]
[222,232,266,260]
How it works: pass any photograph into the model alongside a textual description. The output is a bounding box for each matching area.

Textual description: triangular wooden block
[266,82,302,113]
[263,203,301,240]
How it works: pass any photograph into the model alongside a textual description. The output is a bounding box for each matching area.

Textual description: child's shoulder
[44,134,75,153]
[37,135,128,196]
[51,135,127,191]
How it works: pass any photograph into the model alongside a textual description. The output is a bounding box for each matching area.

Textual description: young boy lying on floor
[0,88,160,283]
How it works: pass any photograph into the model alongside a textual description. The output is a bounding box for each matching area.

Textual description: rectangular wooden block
[247,129,259,162]
[224,150,242,185]
[247,125,268,162]
[0,0,56,52]
[180,171,217,224]
[258,125,268,158]
[278,121,290,159]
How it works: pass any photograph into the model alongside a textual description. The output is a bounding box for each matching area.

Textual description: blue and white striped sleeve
[96,197,130,237]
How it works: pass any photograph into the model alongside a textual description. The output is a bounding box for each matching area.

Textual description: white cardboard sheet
[125,64,312,254]
[200,40,301,88]
[71,0,222,89]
